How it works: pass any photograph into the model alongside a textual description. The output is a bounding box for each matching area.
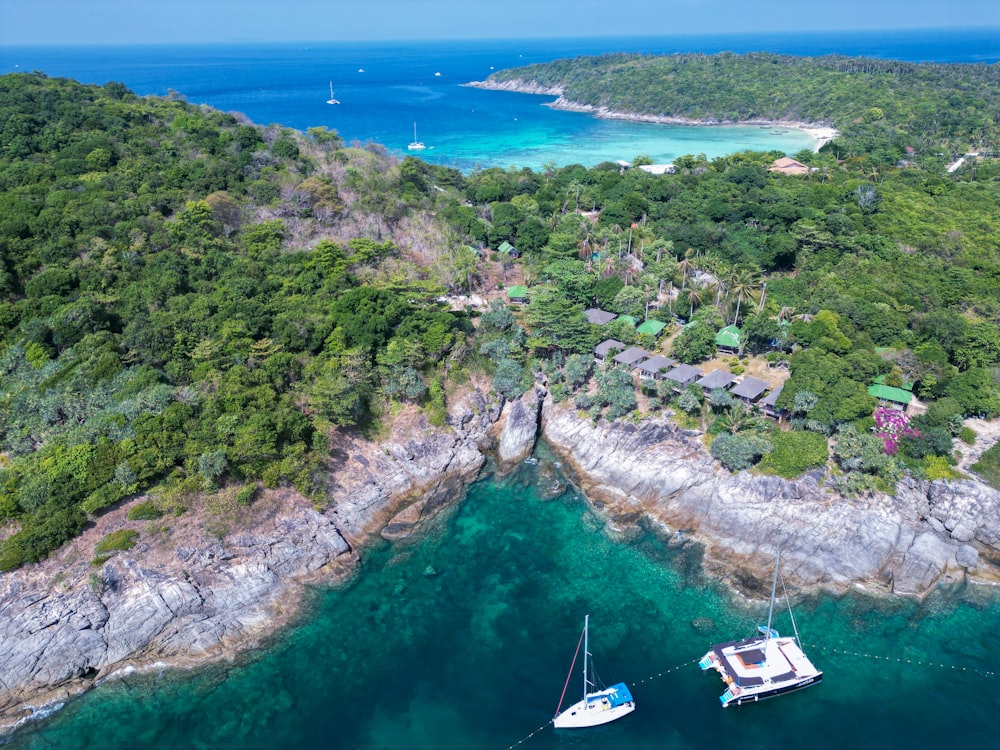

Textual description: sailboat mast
[582,614,589,699]
[766,549,780,633]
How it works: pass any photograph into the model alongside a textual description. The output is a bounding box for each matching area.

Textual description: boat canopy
[586,683,634,708]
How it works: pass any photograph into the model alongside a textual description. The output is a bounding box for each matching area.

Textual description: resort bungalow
[730,376,770,404]
[585,308,618,326]
[638,163,676,175]
[664,363,703,391]
[868,383,913,412]
[612,347,649,369]
[768,157,810,176]
[497,240,518,258]
[697,369,737,393]
[506,285,528,305]
[594,339,626,363]
[636,319,668,338]
[715,325,742,355]
[637,354,677,381]
[760,385,785,419]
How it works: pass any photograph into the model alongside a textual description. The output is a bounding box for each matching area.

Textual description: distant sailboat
[326,82,340,105]
[552,615,635,729]
[407,122,425,151]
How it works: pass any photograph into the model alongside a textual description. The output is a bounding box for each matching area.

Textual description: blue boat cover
[590,682,633,708]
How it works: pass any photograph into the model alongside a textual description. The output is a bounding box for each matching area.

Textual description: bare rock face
[540,399,1000,597]
[496,387,543,470]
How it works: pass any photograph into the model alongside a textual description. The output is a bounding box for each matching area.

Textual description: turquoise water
[7,30,1000,171]
[8,448,999,749]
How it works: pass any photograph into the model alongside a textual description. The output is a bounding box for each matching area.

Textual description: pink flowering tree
[871,407,919,455]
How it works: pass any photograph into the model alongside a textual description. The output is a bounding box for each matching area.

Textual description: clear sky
[2,0,998,46]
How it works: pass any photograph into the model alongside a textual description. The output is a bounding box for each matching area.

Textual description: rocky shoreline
[464,78,839,148]
[2,385,998,733]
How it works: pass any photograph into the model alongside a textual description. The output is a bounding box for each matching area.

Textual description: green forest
[2,63,1000,570]
[485,52,1000,164]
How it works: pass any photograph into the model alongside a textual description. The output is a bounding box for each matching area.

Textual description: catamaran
[552,614,635,728]
[407,122,425,150]
[699,550,822,707]
[326,82,339,105]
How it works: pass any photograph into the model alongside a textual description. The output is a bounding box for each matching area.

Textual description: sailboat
[552,615,635,729]
[407,122,425,150]
[699,550,823,707]
[326,82,339,105]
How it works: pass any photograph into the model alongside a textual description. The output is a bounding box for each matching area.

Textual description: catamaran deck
[700,633,822,706]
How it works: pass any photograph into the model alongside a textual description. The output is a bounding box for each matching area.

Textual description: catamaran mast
[766,550,781,634]
[582,614,590,698]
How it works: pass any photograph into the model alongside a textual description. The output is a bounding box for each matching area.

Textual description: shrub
[94,529,139,555]
[236,484,258,506]
[971,443,1000,490]
[959,426,977,445]
[710,432,774,472]
[127,500,163,521]
[757,429,829,478]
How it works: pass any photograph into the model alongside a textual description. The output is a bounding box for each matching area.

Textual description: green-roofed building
[506,285,528,304]
[618,315,639,328]
[636,319,667,337]
[497,240,517,257]
[868,384,913,410]
[873,374,913,391]
[715,324,742,353]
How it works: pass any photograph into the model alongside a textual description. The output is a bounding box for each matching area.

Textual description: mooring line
[631,657,702,685]
[507,719,552,749]
[506,658,698,748]
[805,642,997,679]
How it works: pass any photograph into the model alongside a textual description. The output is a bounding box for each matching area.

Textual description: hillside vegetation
[3,62,1000,571]
[485,52,1000,161]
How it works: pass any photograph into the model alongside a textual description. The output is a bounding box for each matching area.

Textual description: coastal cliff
[0,385,510,733]
[3,385,1000,732]
[540,398,1000,596]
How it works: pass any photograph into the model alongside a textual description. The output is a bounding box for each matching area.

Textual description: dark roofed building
[761,385,784,418]
[730,376,770,403]
[612,347,649,368]
[585,308,618,326]
[664,363,703,389]
[698,369,737,392]
[594,339,626,362]
[637,354,677,379]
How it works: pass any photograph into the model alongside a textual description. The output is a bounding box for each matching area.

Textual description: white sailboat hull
[553,689,635,729]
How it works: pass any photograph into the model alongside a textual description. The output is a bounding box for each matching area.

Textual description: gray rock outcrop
[539,399,1000,596]
[0,385,511,733]
[496,387,543,470]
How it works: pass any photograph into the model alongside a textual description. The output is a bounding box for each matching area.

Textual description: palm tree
[729,268,760,326]
[676,257,692,292]
[687,282,707,319]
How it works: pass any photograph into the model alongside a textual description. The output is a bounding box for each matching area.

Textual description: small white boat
[326,81,340,105]
[357,68,364,73]
[699,550,823,707]
[553,615,635,729]
[434,71,441,76]
[407,122,425,151]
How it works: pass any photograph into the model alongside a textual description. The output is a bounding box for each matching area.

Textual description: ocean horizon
[4,28,999,170]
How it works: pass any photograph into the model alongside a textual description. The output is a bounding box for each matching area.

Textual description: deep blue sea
[3,29,1000,748]
[4,28,999,170]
